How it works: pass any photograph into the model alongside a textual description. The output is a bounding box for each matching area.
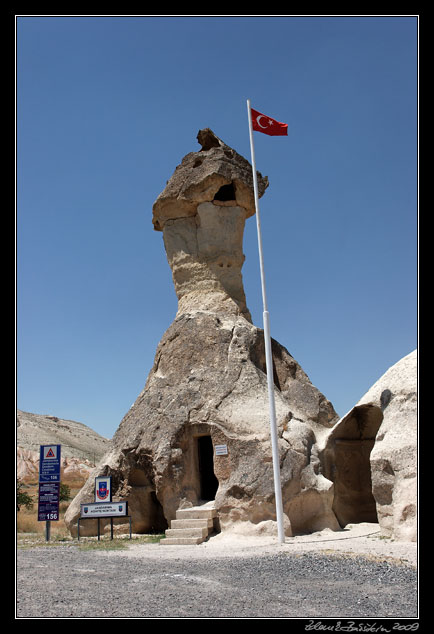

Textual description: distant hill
[17,410,111,480]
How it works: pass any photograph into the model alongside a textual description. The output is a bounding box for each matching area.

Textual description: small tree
[17,481,33,511]
[59,482,71,501]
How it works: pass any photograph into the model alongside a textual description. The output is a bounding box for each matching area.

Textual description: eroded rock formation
[153,128,269,321]
[152,128,268,232]
[65,129,342,538]
[321,349,417,542]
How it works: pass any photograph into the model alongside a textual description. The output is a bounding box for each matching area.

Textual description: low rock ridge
[17,409,111,480]
[17,447,96,481]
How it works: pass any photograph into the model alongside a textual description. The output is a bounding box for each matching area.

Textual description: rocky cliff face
[64,129,342,538]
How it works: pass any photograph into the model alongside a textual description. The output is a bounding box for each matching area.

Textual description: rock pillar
[64,129,341,539]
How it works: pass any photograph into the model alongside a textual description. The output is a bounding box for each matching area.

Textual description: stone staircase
[161,504,218,545]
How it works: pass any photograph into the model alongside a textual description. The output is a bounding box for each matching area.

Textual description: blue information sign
[38,482,60,521]
[39,445,61,482]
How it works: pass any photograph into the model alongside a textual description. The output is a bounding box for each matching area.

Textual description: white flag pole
[247,99,285,544]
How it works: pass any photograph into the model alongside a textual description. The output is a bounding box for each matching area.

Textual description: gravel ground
[16,524,419,620]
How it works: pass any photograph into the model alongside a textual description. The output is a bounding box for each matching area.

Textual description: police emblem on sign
[97,482,109,500]
[95,476,112,503]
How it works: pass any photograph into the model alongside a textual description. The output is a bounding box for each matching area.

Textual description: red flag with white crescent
[251,107,288,136]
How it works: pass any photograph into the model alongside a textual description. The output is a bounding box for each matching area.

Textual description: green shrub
[60,483,71,501]
[17,481,34,511]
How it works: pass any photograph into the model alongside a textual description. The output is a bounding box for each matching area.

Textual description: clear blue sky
[16,16,418,439]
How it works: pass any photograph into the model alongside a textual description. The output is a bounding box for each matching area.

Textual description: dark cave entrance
[197,435,219,501]
[213,182,236,202]
[324,403,384,528]
[332,439,379,526]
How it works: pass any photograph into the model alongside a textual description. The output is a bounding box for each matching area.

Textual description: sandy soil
[117,522,417,568]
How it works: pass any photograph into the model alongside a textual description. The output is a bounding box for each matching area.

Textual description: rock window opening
[213,183,236,202]
[332,439,378,526]
[328,405,383,528]
[197,435,219,501]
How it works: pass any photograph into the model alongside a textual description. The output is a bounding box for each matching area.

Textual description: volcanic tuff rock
[321,350,417,542]
[153,129,269,322]
[65,129,342,539]
[152,128,268,232]
[358,350,417,541]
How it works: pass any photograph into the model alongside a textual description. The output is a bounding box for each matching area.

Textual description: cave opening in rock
[214,183,236,202]
[332,439,378,526]
[128,467,168,533]
[328,404,383,527]
[197,435,219,501]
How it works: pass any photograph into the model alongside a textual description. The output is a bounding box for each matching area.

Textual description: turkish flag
[251,107,288,136]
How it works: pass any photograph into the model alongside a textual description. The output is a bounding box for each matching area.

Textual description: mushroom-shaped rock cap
[152,128,269,231]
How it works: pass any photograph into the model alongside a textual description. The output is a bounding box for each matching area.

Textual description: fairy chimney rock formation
[152,129,268,321]
[152,128,268,230]
[64,129,341,539]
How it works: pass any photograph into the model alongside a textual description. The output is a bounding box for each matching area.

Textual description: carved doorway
[197,435,219,501]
